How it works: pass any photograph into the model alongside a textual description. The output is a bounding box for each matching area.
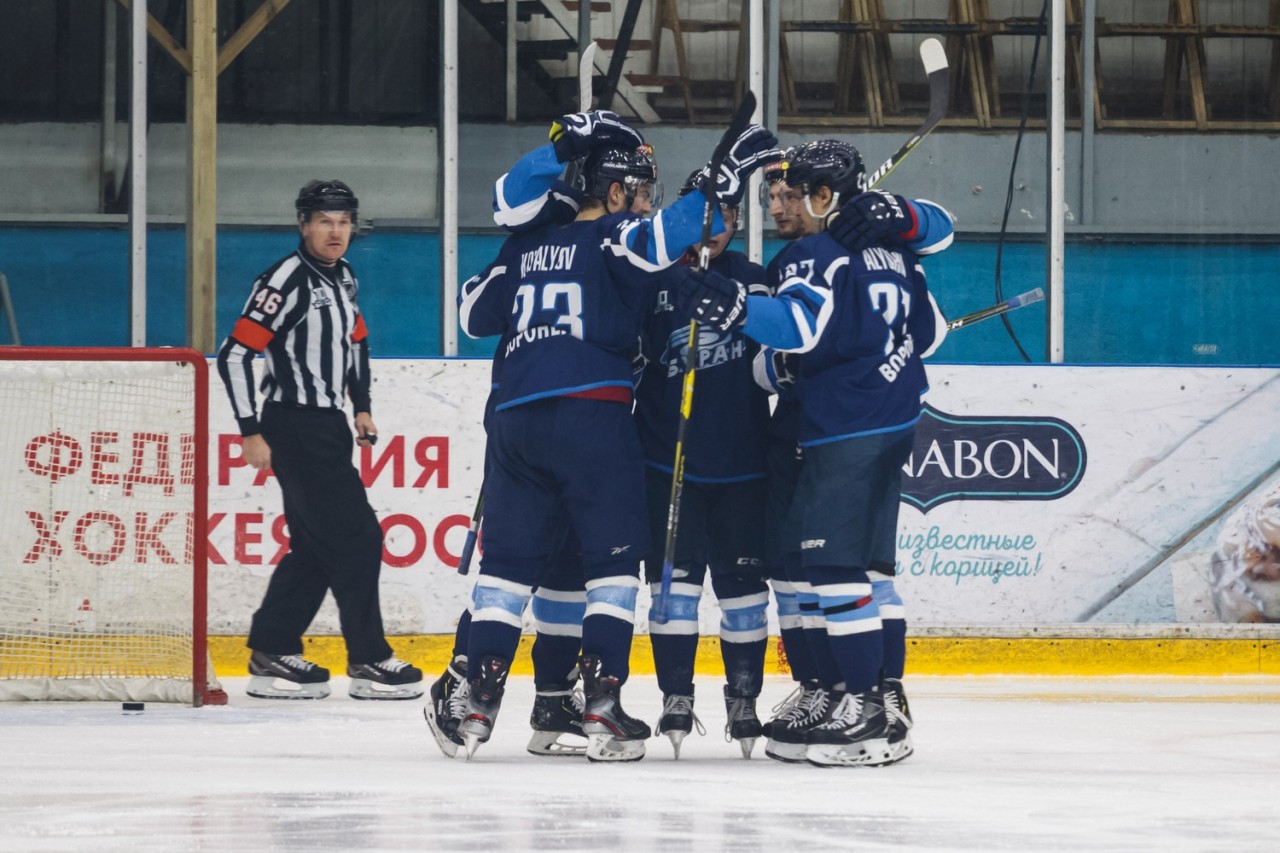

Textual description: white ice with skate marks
[2,674,1279,851]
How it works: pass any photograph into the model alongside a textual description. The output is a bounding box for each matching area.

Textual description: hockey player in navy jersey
[699,140,952,766]
[455,110,778,762]
[426,146,657,760]
[635,168,774,759]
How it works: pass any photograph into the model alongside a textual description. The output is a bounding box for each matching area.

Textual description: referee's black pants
[247,403,393,665]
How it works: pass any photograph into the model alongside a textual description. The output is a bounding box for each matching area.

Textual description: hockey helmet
[781,140,865,205]
[757,147,792,207]
[296,179,359,224]
[580,144,663,210]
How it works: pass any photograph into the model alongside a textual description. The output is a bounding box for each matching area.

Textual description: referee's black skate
[459,655,511,760]
[806,688,894,768]
[423,657,468,758]
[579,655,650,762]
[882,678,914,764]
[656,691,704,760]
[246,651,330,700]
[724,686,763,759]
[348,655,424,700]
[527,680,587,757]
[764,681,828,763]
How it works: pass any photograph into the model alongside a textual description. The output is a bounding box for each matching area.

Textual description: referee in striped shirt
[216,179,422,701]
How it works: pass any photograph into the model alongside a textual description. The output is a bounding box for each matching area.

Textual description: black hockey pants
[247,403,393,665]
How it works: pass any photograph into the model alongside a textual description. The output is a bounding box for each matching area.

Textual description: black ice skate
[246,651,330,700]
[806,688,894,768]
[656,692,704,760]
[882,678,915,764]
[423,657,468,758]
[579,655,651,762]
[763,681,828,763]
[527,681,587,757]
[458,655,510,760]
[724,686,763,759]
[348,655,424,700]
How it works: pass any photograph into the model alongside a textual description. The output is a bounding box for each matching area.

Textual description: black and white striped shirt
[216,245,372,437]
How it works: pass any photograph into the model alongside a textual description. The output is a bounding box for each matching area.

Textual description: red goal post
[0,347,226,706]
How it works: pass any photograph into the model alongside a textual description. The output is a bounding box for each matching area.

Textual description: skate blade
[462,732,484,760]
[526,730,588,757]
[349,677,424,701]
[886,734,914,765]
[806,738,894,768]
[585,732,646,763]
[423,708,461,759]
[665,730,687,760]
[736,736,758,759]
[246,676,330,700]
[763,739,808,764]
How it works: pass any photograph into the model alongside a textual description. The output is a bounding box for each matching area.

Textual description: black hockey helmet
[296,179,359,223]
[781,140,865,205]
[580,143,663,209]
[677,167,706,199]
[757,147,792,206]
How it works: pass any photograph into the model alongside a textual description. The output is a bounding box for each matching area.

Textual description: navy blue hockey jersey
[635,250,770,482]
[459,189,718,411]
[743,232,943,446]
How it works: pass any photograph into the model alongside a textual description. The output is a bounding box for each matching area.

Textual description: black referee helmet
[296,180,359,224]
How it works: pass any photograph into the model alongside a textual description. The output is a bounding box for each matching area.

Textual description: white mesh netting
[0,353,222,704]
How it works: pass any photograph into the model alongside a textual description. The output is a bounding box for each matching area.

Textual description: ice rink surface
[2,675,1278,852]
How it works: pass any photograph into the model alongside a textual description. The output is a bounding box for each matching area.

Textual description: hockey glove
[680,268,747,333]
[711,124,783,207]
[825,191,916,254]
[549,110,645,163]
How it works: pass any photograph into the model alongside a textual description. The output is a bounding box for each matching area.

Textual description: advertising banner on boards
[207,361,1280,633]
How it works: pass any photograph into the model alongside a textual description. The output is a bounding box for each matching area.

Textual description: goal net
[0,348,225,705]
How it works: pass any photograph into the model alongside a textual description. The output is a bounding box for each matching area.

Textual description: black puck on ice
[122,702,145,714]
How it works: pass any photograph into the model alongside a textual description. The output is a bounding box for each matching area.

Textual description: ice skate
[882,678,914,764]
[806,689,893,768]
[764,681,828,763]
[246,651,331,700]
[348,655,424,700]
[527,681,587,757]
[423,658,468,758]
[724,687,762,759]
[579,655,651,762]
[458,655,510,760]
[655,692,704,760]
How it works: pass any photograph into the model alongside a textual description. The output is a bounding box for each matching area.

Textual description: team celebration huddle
[428,100,955,766]
[218,86,954,766]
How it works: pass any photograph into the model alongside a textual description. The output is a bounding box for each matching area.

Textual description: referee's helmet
[296,180,359,224]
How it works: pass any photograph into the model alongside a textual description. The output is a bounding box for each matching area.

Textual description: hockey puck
[122,702,145,714]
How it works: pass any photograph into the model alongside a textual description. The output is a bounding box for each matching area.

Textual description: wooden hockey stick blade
[864,38,950,189]
[578,42,597,111]
[946,287,1045,331]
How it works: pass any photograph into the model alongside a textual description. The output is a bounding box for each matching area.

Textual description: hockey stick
[455,491,485,576]
[863,39,949,190]
[578,41,597,110]
[946,287,1044,332]
[653,91,759,625]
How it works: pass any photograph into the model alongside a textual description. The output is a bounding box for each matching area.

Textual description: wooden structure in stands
[632,0,1280,131]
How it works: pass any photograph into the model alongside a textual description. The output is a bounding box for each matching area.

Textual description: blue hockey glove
[680,268,747,333]
[549,110,645,163]
[825,191,915,253]
[711,124,782,207]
